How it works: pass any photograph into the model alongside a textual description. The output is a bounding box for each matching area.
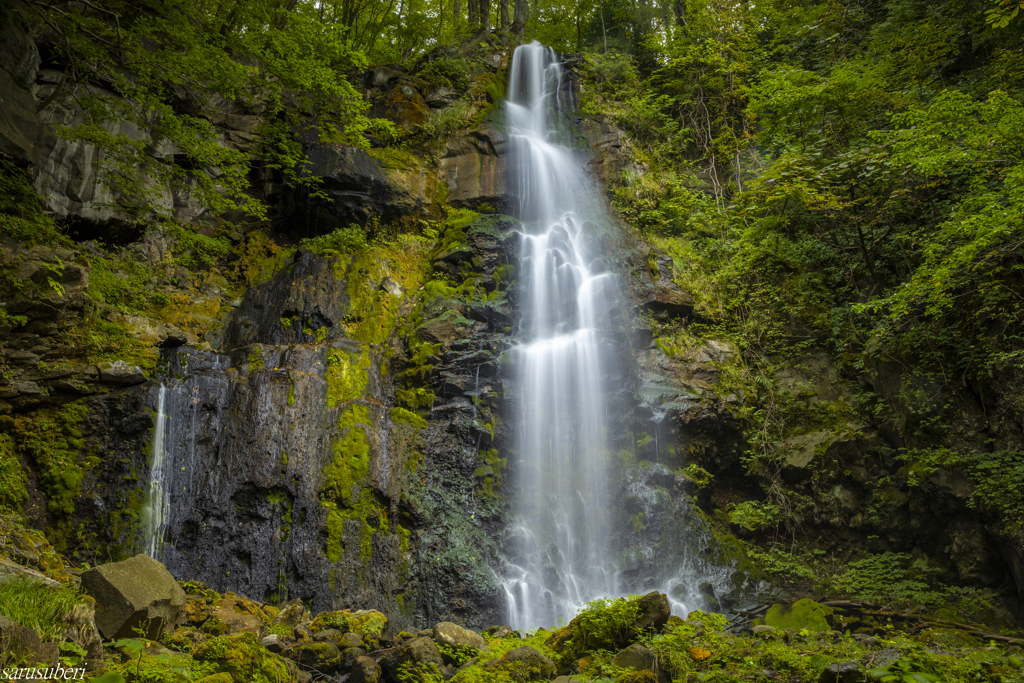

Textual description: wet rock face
[77,215,519,631]
[439,126,509,210]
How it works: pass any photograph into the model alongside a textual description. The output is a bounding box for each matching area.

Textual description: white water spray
[143,383,170,559]
[502,42,624,630]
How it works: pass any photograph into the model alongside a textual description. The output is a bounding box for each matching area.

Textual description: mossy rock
[195,674,234,683]
[762,599,833,632]
[193,632,298,683]
[308,609,387,638]
[284,641,342,673]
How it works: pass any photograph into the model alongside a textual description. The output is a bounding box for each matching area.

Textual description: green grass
[0,577,88,665]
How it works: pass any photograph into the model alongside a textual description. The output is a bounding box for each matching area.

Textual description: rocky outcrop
[439,126,509,209]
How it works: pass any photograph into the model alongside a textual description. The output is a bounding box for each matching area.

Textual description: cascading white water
[142,383,171,559]
[502,42,624,630]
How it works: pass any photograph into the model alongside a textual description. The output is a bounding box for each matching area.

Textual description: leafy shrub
[300,225,370,256]
[415,56,476,91]
[422,100,478,139]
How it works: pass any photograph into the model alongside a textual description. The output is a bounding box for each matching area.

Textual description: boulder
[819,661,862,683]
[483,624,514,639]
[97,360,147,386]
[0,614,58,665]
[283,641,342,674]
[379,636,444,681]
[433,621,486,650]
[307,608,387,637]
[80,554,187,640]
[611,644,670,683]
[632,592,672,631]
[414,310,474,344]
[339,632,363,648]
[193,632,298,681]
[261,633,288,654]
[763,599,833,632]
[350,655,382,683]
[483,645,556,681]
[273,600,309,628]
[209,596,267,636]
[340,645,368,671]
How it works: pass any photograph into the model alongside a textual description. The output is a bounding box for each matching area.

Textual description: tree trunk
[478,0,491,35]
[673,0,687,31]
[510,0,528,38]
[500,0,509,30]
[454,0,461,25]
[468,0,478,28]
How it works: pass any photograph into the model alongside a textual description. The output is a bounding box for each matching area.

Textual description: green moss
[326,346,371,407]
[322,493,389,563]
[320,405,371,506]
[307,609,387,637]
[12,403,89,516]
[762,598,833,632]
[341,236,433,344]
[286,382,296,406]
[192,632,296,683]
[473,448,506,500]
[0,434,27,512]
[391,406,428,429]
[247,349,265,371]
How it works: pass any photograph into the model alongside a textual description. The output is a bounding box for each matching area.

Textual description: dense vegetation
[1,0,1024,678]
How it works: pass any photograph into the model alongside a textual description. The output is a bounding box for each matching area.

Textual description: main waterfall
[502,42,626,630]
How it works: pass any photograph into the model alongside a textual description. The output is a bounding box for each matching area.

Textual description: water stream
[502,42,625,630]
[143,383,171,559]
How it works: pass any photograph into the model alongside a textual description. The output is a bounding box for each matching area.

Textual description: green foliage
[867,656,941,683]
[726,500,780,532]
[558,595,643,659]
[0,434,28,512]
[422,100,479,139]
[0,161,69,247]
[87,253,159,313]
[300,225,370,257]
[14,0,391,223]
[830,553,933,604]
[13,404,89,515]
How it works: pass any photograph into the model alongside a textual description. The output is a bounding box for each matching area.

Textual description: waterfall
[502,42,625,630]
[142,383,171,559]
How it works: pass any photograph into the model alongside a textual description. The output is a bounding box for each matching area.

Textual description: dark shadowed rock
[612,644,671,683]
[0,614,57,665]
[633,592,671,631]
[350,655,382,683]
[379,636,444,681]
[819,661,862,683]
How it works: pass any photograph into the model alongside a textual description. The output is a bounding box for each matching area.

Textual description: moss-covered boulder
[762,599,833,632]
[192,632,298,683]
[307,609,387,638]
[379,636,444,681]
[209,594,270,637]
[433,621,486,649]
[283,641,342,673]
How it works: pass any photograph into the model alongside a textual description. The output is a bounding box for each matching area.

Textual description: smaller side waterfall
[142,384,171,559]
